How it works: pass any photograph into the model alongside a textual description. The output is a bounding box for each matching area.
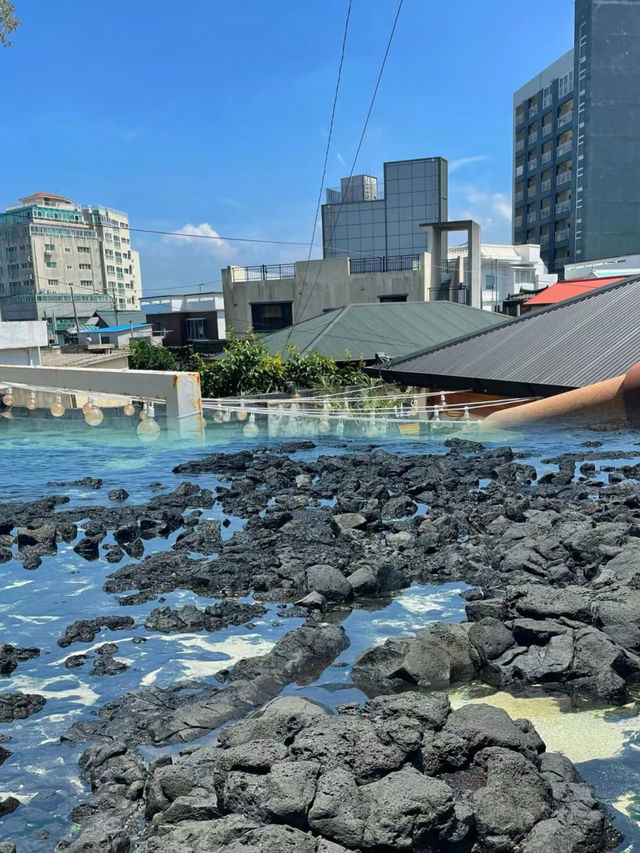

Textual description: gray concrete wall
[222,256,432,336]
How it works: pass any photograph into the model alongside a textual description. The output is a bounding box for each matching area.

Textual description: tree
[0,1,19,47]
[127,339,178,371]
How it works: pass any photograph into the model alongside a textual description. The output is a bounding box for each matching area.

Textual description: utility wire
[298,0,353,297]
[290,0,405,338]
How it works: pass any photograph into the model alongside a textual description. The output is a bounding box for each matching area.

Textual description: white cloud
[450,186,512,243]
[336,151,346,168]
[449,155,488,174]
[163,222,234,258]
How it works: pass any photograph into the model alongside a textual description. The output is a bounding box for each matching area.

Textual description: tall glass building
[321,157,448,260]
[513,0,640,273]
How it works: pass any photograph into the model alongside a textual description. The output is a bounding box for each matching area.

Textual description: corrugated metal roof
[41,350,128,367]
[383,275,640,395]
[94,310,145,327]
[261,302,509,362]
[523,276,624,306]
[84,323,149,333]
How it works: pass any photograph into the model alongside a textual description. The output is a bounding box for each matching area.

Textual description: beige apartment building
[0,192,142,331]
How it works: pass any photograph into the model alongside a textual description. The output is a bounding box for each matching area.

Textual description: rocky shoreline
[1,437,640,850]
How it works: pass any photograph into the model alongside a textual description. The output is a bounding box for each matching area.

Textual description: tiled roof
[41,350,128,367]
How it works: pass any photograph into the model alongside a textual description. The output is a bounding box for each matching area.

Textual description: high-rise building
[0,192,142,326]
[513,0,640,273]
[322,157,448,259]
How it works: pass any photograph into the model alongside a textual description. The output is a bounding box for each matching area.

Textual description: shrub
[127,339,178,371]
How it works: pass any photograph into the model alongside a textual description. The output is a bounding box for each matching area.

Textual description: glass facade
[322,157,447,260]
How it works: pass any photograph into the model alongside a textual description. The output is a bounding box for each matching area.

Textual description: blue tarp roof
[83,323,149,333]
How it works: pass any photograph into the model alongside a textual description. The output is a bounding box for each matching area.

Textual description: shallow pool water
[0,418,639,850]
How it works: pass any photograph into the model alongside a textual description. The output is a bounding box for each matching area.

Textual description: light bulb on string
[2,387,15,407]
[123,400,136,417]
[243,413,259,437]
[50,395,65,417]
[139,403,147,420]
[236,400,248,422]
[409,397,419,416]
[213,408,225,424]
[223,409,231,422]
[26,392,37,411]
[137,403,160,442]
[84,401,104,427]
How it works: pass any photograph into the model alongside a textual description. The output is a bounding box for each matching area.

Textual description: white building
[0,193,142,326]
[0,320,47,365]
[563,254,640,281]
[141,291,225,348]
[447,243,557,312]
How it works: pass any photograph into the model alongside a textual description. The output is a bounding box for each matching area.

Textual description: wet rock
[104,544,125,563]
[114,522,140,545]
[73,536,101,561]
[0,843,16,853]
[145,601,266,633]
[16,523,57,552]
[0,643,39,676]
[0,796,19,818]
[331,513,367,536]
[58,615,135,648]
[50,476,103,489]
[122,538,144,559]
[173,519,222,555]
[108,488,129,502]
[0,745,11,765]
[18,546,42,570]
[65,655,88,669]
[0,692,46,721]
[305,564,352,603]
[91,648,128,677]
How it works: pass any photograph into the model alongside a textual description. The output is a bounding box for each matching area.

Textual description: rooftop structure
[382,276,640,397]
[141,291,225,350]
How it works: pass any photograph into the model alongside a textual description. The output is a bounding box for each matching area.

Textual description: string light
[137,403,160,442]
[2,388,15,407]
[236,400,248,422]
[50,395,65,418]
[213,408,225,423]
[26,392,37,411]
[243,413,259,437]
[123,400,136,416]
[84,399,104,427]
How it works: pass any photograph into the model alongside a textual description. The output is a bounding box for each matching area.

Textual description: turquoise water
[0,419,639,849]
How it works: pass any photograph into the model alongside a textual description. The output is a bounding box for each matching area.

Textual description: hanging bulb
[243,413,259,437]
[223,409,231,422]
[213,408,225,424]
[409,397,419,416]
[236,400,248,422]
[26,392,37,411]
[335,418,345,436]
[440,392,447,407]
[137,403,160,442]
[123,400,136,417]
[463,405,470,422]
[82,399,93,414]
[139,403,147,420]
[318,415,331,434]
[84,403,104,427]
[2,388,15,407]
[50,395,65,417]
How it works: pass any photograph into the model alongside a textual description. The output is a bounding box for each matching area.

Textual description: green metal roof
[260,302,510,362]
[94,310,145,327]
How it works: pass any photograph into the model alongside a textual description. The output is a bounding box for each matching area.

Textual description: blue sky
[2,0,575,293]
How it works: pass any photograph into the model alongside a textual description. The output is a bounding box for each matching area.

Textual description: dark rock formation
[145,601,266,633]
[0,643,39,676]
[0,692,46,722]
[57,615,135,648]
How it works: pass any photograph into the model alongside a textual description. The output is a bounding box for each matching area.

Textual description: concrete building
[76,323,154,349]
[0,320,47,365]
[222,253,480,337]
[142,291,225,350]
[513,0,640,274]
[322,158,448,260]
[0,193,143,329]
[447,243,557,312]
[563,254,640,281]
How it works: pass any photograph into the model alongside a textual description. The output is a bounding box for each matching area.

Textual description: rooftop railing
[349,254,421,274]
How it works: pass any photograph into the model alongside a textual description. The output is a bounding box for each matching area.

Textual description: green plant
[127,339,178,371]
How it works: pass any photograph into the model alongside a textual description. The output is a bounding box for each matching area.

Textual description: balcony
[527,212,537,225]
[558,111,573,128]
[515,191,524,204]
[516,111,525,127]
[528,132,538,146]
[528,159,538,172]
[515,140,525,153]
[555,228,570,243]
[515,216,523,229]
[556,201,571,216]
[541,151,552,165]
[557,141,573,157]
[529,106,538,117]
[540,207,551,219]
[556,171,572,186]
[540,234,550,247]
[516,165,524,177]
[542,124,553,138]
[542,96,552,109]
[540,179,552,194]
[527,185,536,197]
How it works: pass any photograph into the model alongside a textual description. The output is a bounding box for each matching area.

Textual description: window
[153,321,167,334]
[378,294,408,303]
[65,247,71,253]
[484,274,497,290]
[5,247,16,259]
[44,243,55,251]
[45,260,56,268]
[106,265,115,274]
[558,71,573,98]
[48,279,58,286]
[77,246,91,253]
[105,249,113,259]
[186,317,207,339]
[80,280,92,287]
[515,269,534,284]
[21,262,30,269]
[250,301,293,332]
[79,263,91,270]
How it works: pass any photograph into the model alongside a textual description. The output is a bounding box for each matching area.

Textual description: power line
[290,0,405,339]
[299,0,353,295]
